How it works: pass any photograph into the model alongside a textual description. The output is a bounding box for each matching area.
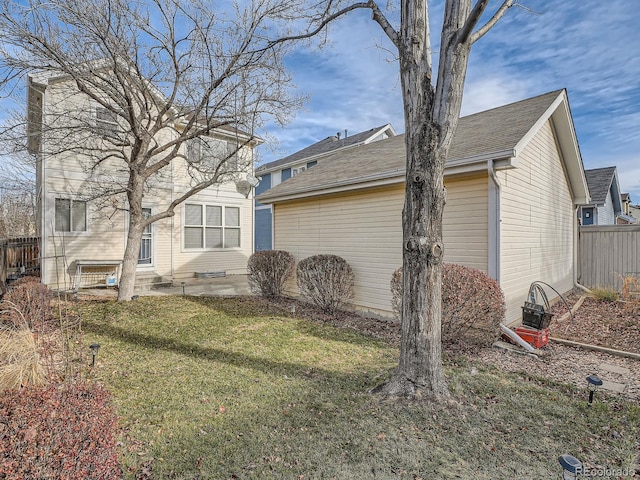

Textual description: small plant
[0,381,122,479]
[620,275,640,311]
[590,286,618,303]
[247,250,296,297]
[297,254,354,312]
[391,263,505,345]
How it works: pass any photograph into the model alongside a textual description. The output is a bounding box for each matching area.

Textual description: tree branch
[259,2,372,51]
[470,0,515,44]
[368,0,399,47]
[458,0,490,45]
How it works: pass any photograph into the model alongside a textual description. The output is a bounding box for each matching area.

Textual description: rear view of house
[28,72,258,291]
[259,90,590,324]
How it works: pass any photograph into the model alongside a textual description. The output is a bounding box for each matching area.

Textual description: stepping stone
[599,363,631,375]
[600,380,626,393]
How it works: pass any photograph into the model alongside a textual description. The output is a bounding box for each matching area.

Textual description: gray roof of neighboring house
[584,167,617,205]
[259,90,566,202]
[256,124,394,173]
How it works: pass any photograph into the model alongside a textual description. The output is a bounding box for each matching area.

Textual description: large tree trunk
[377,0,476,399]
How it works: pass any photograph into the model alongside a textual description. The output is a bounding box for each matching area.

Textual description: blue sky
[258,0,640,203]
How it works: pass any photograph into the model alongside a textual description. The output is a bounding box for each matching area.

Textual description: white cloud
[261,0,640,204]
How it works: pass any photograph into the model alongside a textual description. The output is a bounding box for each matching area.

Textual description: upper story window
[55,198,87,232]
[95,107,120,138]
[183,203,240,249]
[292,165,306,177]
[186,138,239,173]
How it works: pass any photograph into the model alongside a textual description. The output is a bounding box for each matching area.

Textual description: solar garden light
[89,343,101,367]
[558,454,583,479]
[181,281,186,296]
[586,374,603,405]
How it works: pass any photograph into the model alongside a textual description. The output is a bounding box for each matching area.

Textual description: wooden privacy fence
[0,236,40,290]
[579,225,640,291]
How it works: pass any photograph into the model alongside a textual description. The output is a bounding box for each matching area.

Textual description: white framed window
[55,198,87,232]
[95,106,119,137]
[186,137,238,173]
[184,203,241,249]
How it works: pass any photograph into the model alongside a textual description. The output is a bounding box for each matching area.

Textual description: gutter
[260,151,517,205]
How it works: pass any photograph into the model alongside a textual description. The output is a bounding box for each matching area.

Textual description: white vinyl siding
[273,176,488,318]
[596,190,616,225]
[499,119,575,324]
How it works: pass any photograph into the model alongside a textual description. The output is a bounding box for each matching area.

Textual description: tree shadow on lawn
[83,319,379,387]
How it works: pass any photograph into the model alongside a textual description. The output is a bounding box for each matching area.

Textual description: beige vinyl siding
[499,119,575,324]
[273,175,488,318]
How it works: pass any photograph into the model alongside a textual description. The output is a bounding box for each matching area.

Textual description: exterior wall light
[586,374,603,405]
[558,454,583,479]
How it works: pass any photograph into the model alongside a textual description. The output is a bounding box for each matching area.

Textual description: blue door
[582,207,594,225]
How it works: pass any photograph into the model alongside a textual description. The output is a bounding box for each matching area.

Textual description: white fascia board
[362,124,397,144]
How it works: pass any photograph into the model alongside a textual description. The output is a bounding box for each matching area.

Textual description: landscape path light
[89,343,101,367]
[558,454,583,479]
[586,374,603,405]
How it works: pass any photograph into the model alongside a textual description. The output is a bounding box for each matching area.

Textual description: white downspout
[488,160,501,283]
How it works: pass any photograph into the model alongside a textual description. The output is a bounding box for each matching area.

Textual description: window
[292,165,306,177]
[95,107,119,138]
[186,138,238,173]
[184,204,240,249]
[55,198,87,232]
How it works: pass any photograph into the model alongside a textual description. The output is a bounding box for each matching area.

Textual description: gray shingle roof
[256,125,393,173]
[259,90,564,202]
[584,167,617,205]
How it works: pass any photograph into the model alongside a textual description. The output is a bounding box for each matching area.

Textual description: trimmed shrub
[0,382,122,479]
[297,254,354,312]
[391,263,505,345]
[247,250,296,297]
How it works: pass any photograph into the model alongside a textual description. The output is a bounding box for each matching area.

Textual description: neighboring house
[28,73,258,290]
[580,167,628,225]
[259,90,590,325]
[253,125,396,251]
[629,203,640,223]
[619,193,637,224]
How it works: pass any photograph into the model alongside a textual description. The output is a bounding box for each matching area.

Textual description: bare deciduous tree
[0,0,363,300]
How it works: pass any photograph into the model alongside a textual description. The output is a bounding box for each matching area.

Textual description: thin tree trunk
[117,182,145,301]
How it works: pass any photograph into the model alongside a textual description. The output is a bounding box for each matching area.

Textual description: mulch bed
[550,295,640,355]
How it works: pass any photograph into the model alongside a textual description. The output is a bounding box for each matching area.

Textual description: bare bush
[247,250,295,297]
[391,263,505,345]
[2,277,54,332]
[297,255,354,312]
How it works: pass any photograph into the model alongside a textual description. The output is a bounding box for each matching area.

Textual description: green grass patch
[78,296,639,479]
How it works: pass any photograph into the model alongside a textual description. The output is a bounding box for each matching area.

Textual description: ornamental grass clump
[297,254,354,312]
[247,250,295,297]
[391,263,505,345]
[0,317,45,391]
